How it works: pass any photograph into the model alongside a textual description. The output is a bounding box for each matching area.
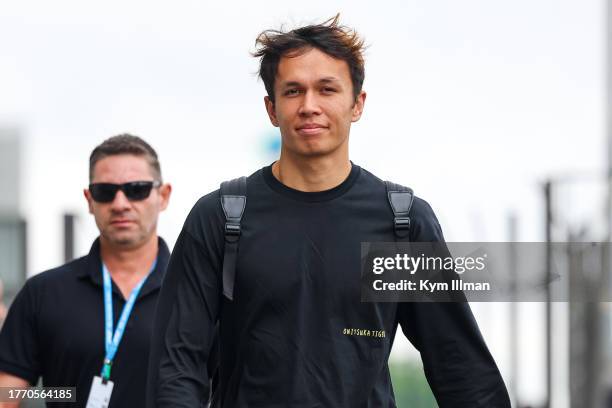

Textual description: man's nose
[298,91,321,116]
[110,189,131,211]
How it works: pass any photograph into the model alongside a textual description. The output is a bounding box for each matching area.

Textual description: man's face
[265,47,366,158]
[83,154,171,250]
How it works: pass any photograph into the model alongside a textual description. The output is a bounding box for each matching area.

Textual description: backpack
[206,176,414,401]
[219,176,414,300]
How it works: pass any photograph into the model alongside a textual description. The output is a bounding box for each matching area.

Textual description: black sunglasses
[89,181,162,203]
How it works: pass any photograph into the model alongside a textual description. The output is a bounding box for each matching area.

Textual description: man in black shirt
[149,16,510,407]
[0,134,172,407]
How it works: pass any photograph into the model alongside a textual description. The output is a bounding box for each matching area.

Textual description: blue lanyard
[100,258,157,380]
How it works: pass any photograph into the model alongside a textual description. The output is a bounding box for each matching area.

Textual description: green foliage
[390,360,438,408]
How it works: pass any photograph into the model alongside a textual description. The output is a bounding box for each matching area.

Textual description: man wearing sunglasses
[0,134,171,407]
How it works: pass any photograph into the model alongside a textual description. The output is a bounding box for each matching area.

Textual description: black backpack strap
[220,176,247,301]
[384,181,414,239]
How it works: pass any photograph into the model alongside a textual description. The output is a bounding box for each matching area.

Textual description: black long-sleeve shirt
[147,164,510,407]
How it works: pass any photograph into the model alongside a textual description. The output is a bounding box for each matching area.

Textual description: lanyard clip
[101,359,112,383]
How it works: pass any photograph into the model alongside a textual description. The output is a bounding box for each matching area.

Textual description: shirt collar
[77,237,170,299]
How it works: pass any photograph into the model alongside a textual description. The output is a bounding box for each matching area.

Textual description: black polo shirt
[0,237,170,407]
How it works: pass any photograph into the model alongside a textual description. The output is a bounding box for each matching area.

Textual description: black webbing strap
[384,181,414,239]
[220,176,247,301]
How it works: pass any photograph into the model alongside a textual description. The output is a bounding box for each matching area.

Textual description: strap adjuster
[394,217,410,229]
[394,218,411,237]
[224,222,240,244]
[225,222,241,236]
[394,217,410,238]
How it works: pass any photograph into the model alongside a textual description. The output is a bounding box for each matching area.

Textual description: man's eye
[322,87,337,93]
[284,89,300,96]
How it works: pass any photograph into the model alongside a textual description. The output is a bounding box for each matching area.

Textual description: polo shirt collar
[77,237,170,299]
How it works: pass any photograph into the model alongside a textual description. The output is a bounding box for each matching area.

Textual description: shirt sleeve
[0,278,42,385]
[397,198,511,408]
[147,192,225,408]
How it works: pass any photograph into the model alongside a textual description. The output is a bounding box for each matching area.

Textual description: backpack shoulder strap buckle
[384,181,414,239]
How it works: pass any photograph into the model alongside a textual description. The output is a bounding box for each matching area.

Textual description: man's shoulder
[358,166,443,240]
[190,189,222,215]
[184,190,224,236]
[358,167,433,209]
[186,169,262,225]
[357,167,416,194]
[6,254,91,317]
[25,254,90,291]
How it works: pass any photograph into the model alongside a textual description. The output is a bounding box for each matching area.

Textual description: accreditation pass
[86,376,114,408]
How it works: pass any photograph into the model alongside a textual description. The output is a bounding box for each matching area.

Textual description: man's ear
[351,90,367,122]
[158,183,172,211]
[264,96,279,127]
[83,188,94,214]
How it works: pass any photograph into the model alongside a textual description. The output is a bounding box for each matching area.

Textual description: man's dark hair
[89,134,162,182]
[253,14,366,103]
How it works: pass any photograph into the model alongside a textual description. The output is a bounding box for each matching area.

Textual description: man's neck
[273,151,352,192]
[100,235,158,296]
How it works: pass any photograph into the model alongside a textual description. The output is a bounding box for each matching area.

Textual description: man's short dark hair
[89,134,162,182]
[253,14,366,103]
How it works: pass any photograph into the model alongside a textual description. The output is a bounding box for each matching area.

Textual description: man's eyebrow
[280,81,303,88]
[319,77,340,84]
[279,77,341,88]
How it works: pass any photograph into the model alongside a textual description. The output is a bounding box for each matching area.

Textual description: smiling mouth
[296,125,327,135]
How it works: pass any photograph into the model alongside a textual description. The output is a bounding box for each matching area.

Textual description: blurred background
[0,0,610,406]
